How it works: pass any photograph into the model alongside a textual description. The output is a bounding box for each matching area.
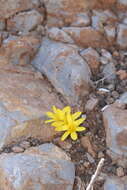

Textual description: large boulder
[0,143,75,190]
[32,38,92,106]
[0,64,63,149]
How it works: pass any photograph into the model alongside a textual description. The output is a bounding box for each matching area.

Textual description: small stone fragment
[117,24,127,49]
[12,146,24,153]
[98,151,105,158]
[85,97,99,111]
[104,176,127,190]
[47,27,74,43]
[116,167,124,177]
[81,136,96,157]
[103,62,116,81]
[117,70,127,80]
[101,49,112,61]
[19,141,31,149]
[71,12,90,27]
[80,47,100,72]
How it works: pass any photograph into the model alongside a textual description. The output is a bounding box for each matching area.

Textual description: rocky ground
[0,0,127,189]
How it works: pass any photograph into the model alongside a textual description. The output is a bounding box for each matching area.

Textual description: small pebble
[100,56,108,65]
[86,153,95,163]
[84,161,90,168]
[116,167,124,177]
[106,97,114,104]
[12,146,24,153]
[111,91,120,99]
[20,141,31,149]
[98,151,105,158]
[113,51,119,57]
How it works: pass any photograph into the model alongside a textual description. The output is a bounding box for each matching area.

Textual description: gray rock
[7,10,44,33]
[118,0,127,6]
[0,143,75,190]
[104,25,116,43]
[71,12,90,27]
[47,27,74,44]
[103,104,127,159]
[119,92,127,104]
[104,176,127,190]
[0,0,41,19]
[32,38,91,105]
[103,62,116,81]
[0,19,5,30]
[0,65,64,149]
[101,49,112,61]
[117,24,127,49]
[92,10,117,30]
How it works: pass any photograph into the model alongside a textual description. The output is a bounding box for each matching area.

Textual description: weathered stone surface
[103,62,116,81]
[104,25,116,44]
[63,27,107,48]
[92,10,117,31]
[103,104,127,159]
[81,136,96,157]
[119,92,127,105]
[117,24,127,49]
[80,47,100,72]
[117,70,127,80]
[70,12,90,27]
[0,35,40,66]
[7,10,44,33]
[43,0,94,27]
[0,0,40,19]
[44,0,117,26]
[0,19,5,30]
[117,0,127,10]
[0,143,75,190]
[47,27,74,44]
[104,176,127,190]
[94,0,116,9]
[0,64,63,149]
[32,38,92,105]
[85,97,99,111]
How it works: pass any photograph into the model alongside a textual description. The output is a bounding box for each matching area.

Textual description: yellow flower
[59,112,86,141]
[45,106,86,141]
[45,106,70,128]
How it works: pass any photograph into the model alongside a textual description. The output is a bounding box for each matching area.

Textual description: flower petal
[76,127,86,132]
[55,125,68,131]
[52,106,57,113]
[75,118,85,126]
[67,113,72,123]
[72,112,82,120]
[71,132,78,140]
[63,106,71,114]
[45,119,54,124]
[46,112,54,118]
[51,121,64,127]
[61,131,70,141]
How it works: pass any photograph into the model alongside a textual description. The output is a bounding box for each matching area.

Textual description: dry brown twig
[86,158,105,190]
